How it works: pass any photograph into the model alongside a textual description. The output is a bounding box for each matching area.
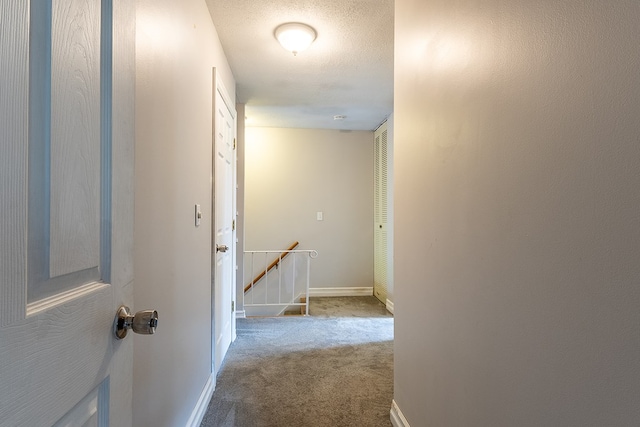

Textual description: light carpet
[201,296,394,427]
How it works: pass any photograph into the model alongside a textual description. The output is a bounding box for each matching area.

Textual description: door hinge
[231,301,235,312]
[233,138,236,150]
[232,219,236,231]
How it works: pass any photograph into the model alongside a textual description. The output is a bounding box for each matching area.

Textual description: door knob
[114,306,158,339]
[216,244,229,253]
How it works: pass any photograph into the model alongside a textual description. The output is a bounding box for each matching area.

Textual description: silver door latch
[114,306,158,339]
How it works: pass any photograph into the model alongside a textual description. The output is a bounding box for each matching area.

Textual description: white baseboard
[386,299,394,314]
[235,310,246,319]
[308,287,373,297]
[390,400,410,427]
[185,373,215,427]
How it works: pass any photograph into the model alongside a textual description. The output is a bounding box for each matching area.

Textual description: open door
[0,1,136,425]
[212,70,237,373]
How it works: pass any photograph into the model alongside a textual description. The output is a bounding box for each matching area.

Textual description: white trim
[185,373,215,427]
[386,299,394,314]
[235,310,246,319]
[390,400,410,427]
[308,287,373,297]
[215,71,236,120]
[26,282,108,317]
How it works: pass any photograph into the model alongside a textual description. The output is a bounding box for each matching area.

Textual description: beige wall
[244,127,374,292]
[134,0,235,425]
[394,0,640,425]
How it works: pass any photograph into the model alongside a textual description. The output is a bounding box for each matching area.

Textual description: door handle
[216,244,229,253]
[114,306,158,339]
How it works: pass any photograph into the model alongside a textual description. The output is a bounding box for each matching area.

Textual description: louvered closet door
[373,121,389,304]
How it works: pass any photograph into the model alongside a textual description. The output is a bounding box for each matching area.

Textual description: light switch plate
[317,211,323,221]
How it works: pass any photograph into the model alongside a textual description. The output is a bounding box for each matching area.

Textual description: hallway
[201,297,394,426]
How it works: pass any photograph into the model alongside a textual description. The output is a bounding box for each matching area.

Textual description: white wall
[394,1,640,426]
[244,127,374,293]
[134,0,235,425]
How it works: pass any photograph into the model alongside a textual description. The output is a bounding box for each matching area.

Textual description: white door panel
[0,1,135,425]
[49,0,102,278]
[213,71,236,373]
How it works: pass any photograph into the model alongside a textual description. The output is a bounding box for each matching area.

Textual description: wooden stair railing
[244,241,300,293]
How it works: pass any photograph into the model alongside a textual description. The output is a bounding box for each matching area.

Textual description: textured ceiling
[205,0,394,131]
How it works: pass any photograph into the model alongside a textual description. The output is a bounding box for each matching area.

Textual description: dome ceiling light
[274,23,317,56]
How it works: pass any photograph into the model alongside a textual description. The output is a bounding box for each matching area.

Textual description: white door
[374,121,389,304]
[0,1,135,425]
[213,71,236,373]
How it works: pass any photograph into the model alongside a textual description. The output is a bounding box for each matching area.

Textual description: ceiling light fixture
[275,23,317,56]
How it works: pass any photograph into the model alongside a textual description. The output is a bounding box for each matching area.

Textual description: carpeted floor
[201,296,394,427]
